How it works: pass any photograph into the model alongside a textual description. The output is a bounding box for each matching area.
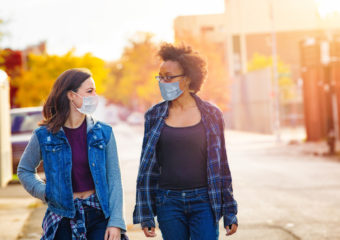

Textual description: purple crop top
[63,119,95,193]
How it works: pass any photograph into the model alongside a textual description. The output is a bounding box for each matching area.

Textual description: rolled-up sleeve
[218,112,238,227]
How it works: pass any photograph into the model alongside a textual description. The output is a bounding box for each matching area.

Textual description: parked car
[11,106,43,173]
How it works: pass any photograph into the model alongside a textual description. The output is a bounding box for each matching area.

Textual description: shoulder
[195,95,224,121]
[31,126,51,146]
[96,120,112,131]
[88,115,112,134]
[144,100,168,119]
[94,121,113,143]
[32,125,49,136]
[203,100,223,115]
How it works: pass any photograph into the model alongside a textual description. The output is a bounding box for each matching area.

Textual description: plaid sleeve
[133,113,156,227]
[217,112,238,227]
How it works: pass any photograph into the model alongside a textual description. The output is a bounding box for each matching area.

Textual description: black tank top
[156,121,208,190]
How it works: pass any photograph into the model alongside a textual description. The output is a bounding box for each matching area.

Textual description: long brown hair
[39,68,92,133]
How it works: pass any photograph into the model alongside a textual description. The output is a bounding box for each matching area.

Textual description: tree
[104,32,161,111]
[12,51,109,107]
[247,53,296,102]
[0,49,23,107]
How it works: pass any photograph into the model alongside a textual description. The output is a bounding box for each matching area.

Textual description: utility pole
[269,0,281,142]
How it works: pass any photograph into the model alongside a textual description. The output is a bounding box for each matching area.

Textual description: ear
[184,77,191,90]
[66,91,74,102]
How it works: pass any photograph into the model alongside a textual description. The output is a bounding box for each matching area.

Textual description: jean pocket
[85,207,105,222]
[196,193,210,203]
[94,208,105,217]
[155,194,167,206]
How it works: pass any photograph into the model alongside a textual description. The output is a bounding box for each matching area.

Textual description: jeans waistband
[157,187,208,197]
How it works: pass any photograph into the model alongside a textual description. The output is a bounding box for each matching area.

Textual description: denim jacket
[17,115,126,231]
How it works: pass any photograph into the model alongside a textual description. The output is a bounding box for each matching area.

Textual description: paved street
[5,123,340,240]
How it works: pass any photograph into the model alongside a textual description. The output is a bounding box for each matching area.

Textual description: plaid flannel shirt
[133,94,238,228]
[41,194,101,240]
[41,194,129,240]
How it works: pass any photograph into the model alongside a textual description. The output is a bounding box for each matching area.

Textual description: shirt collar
[160,93,209,119]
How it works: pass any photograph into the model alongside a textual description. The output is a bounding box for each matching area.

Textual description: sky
[315,0,340,17]
[1,0,339,62]
[0,0,225,61]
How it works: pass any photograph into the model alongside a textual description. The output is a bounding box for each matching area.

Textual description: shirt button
[92,163,95,167]
[89,147,91,150]
[182,193,186,197]
[94,136,97,139]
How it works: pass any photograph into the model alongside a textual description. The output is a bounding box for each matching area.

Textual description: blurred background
[0,0,340,239]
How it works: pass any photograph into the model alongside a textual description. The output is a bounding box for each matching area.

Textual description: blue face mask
[158,80,184,101]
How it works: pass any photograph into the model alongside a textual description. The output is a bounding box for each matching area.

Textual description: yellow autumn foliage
[247,53,296,101]
[175,32,230,111]
[13,51,109,107]
[104,32,161,111]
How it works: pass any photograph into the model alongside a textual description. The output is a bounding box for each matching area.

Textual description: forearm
[219,115,238,226]
[17,133,46,202]
[107,170,126,230]
[106,131,126,231]
[17,165,46,201]
[135,112,156,228]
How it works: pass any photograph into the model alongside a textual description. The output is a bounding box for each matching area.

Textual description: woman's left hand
[104,226,121,240]
[225,224,238,236]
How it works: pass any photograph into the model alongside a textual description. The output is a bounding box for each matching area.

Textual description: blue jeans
[54,205,108,240]
[156,187,219,240]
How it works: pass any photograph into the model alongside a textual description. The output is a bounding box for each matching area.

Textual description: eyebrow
[159,72,173,75]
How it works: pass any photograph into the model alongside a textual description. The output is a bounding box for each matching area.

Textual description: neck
[64,107,86,128]
[170,91,196,110]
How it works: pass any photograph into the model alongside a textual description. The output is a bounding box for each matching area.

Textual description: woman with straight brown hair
[17,68,127,240]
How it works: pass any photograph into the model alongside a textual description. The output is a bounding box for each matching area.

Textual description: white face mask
[72,91,98,115]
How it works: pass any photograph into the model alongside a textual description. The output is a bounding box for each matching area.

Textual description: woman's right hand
[143,227,157,237]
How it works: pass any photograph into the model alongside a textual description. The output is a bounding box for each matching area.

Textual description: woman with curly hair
[133,43,238,239]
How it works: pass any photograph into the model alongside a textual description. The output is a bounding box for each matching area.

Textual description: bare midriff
[73,189,95,199]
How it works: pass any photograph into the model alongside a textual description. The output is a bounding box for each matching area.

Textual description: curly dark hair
[158,43,207,93]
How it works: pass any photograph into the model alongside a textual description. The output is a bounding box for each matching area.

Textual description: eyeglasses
[155,74,185,83]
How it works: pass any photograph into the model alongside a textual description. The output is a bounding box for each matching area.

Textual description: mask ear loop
[72,91,82,97]
[70,91,83,111]
[71,100,80,111]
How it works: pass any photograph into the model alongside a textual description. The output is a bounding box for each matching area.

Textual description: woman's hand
[225,224,238,236]
[104,226,121,240]
[143,227,157,237]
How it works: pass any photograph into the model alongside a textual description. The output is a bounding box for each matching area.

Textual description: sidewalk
[0,184,41,240]
[2,128,339,240]
[17,205,299,240]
